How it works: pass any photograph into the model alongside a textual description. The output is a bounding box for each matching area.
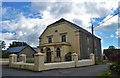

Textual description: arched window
[47,48,51,53]
[56,48,61,57]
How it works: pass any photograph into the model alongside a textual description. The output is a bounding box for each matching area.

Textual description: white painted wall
[9,53,95,71]
[44,61,75,70]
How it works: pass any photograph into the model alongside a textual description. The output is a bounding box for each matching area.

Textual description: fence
[9,53,95,71]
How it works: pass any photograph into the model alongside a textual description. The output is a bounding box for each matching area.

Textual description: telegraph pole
[92,24,96,64]
[92,24,94,53]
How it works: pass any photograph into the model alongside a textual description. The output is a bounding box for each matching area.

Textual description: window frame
[87,36,90,45]
[47,35,53,43]
[61,34,66,42]
[48,37,52,43]
[56,48,61,57]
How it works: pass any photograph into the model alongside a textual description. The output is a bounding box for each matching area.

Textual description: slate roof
[33,48,38,52]
[7,46,27,53]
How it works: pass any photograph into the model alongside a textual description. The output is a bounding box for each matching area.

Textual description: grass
[99,70,109,78]
[96,61,107,65]
[26,60,34,63]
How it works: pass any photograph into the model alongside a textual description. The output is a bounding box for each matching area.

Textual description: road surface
[2,64,108,76]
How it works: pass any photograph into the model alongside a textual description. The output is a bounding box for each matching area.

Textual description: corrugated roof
[7,46,27,53]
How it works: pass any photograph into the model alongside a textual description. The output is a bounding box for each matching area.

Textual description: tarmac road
[2,64,108,76]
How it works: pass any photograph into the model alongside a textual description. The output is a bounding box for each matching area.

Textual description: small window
[94,39,97,47]
[55,30,58,32]
[87,37,90,45]
[56,48,61,57]
[61,34,66,42]
[41,49,44,53]
[48,37,52,43]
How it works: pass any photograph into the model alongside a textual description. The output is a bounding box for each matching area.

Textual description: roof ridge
[41,18,101,39]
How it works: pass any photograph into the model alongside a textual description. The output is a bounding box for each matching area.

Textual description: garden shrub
[104,49,120,75]
[109,62,120,75]
[2,52,10,58]
[65,52,72,61]
[104,49,120,63]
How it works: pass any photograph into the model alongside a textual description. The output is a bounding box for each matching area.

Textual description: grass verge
[96,61,107,65]
[99,70,109,78]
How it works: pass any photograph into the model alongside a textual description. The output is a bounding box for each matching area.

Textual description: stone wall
[0,58,9,65]
[9,53,95,71]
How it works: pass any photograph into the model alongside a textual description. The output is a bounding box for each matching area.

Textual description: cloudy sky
[1,0,120,51]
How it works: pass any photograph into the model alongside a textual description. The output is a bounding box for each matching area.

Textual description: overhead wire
[96,7,120,27]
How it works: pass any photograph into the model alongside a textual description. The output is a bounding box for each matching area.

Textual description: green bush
[96,61,107,65]
[99,70,109,78]
[65,52,72,61]
[109,62,120,75]
[104,49,120,63]
[104,49,120,75]
[2,52,10,58]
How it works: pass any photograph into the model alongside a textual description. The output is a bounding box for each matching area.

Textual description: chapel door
[46,48,51,63]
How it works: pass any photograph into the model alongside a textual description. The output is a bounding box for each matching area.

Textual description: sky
[0,0,120,52]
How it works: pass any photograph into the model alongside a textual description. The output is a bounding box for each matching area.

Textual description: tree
[108,45,116,49]
[0,40,6,49]
[9,41,28,48]
[65,52,72,61]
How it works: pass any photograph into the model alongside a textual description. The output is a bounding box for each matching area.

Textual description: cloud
[73,19,83,26]
[0,32,15,40]
[49,2,73,18]
[1,20,18,32]
[1,14,47,47]
[31,2,50,13]
[2,7,21,21]
[83,2,111,17]
[1,1,118,49]
[117,28,120,38]
[102,34,114,38]
[94,15,118,33]
[110,34,114,38]
[31,1,118,30]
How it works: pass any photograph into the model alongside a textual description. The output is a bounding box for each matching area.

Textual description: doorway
[46,48,51,63]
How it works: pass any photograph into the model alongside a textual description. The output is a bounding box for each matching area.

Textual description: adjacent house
[39,18,102,63]
[33,47,39,53]
[7,45,37,58]
[103,49,120,60]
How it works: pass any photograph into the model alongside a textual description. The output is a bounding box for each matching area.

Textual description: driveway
[2,64,108,76]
